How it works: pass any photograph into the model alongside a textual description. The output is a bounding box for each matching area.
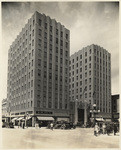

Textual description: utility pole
[84,101,87,126]
[74,99,78,124]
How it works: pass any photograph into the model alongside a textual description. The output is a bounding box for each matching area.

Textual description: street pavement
[2,126,120,149]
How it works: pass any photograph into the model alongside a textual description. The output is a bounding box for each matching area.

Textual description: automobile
[54,123,62,129]
[8,122,14,128]
[61,122,76,129]
[2,122,14,128]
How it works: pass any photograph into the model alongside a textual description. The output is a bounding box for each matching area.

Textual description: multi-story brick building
[7,11,70,126]
[112,94,119,121]
[69,44,111,124]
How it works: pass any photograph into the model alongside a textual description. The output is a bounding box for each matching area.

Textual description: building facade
[2,98,8,117]
[7,11,70,126]
[69,44,111,124]
[112,94,119,121]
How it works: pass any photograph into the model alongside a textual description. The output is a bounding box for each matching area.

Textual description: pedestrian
[113,123,117,135]
[22,122,25,129]
[20,121,22,128]
[50,122,54,130]
[106,123,110,136]
[94,123,99,136]
[102,123,106,134]
[18,121,20,128]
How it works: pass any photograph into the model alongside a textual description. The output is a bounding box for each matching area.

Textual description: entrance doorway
[78,109,84,124]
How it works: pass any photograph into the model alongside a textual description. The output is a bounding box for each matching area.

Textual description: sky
[1,2,119,101]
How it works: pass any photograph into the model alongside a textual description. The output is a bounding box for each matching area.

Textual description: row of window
[38,19,69,40]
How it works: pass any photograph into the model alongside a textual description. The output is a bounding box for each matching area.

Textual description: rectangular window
[85,52,87,56]
[32,30,34,36]
[32,40,34,46]
[39,19,41,26]
[85,59,87,63]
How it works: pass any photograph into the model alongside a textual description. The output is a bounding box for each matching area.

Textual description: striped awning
[17,117,24,121]
[26,117,31,120]
[37,117,54,121]
[11,118,18,122]
[96,118,104,121]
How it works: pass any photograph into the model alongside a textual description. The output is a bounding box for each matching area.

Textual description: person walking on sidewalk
[102,123,106,134]
[106,123,111,136]
[94,123,99,136]
[50,122,54,130]
[113,123,118,135]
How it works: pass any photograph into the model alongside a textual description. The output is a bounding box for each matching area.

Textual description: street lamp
[74,99,78,124]
[90,104,100,125]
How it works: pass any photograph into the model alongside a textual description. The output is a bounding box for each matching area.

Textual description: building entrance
[78,109,84,123]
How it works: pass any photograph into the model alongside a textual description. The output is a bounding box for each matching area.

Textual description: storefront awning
[37,117,54,121]
[96,118,104,121]
[11,118,18,122]
[57,118,69,122]
[26,117,31,120]
[17,117,24,121]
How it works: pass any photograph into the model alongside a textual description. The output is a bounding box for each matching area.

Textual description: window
[30,25,31,31]
[60,40,63,46]
[45,23,47,29]
[31,70,33,77]
[33,20,35,26]
[50,26,52,32]
[89,56,91,61]
[85,79,87,84]
[32,50,34,56]
[85,59,87,63]
[39,29,41,35]
[66,34,68,40]
[85,52,87,56]
[85,72,87,77]
[85,65,87,70]
[56,29,58,35]
[61,31,63,37]
[30,34,31,41]
[66,42,68,48]
[80,55,82,59]
[32,40,34,46]
[32,30,34,36]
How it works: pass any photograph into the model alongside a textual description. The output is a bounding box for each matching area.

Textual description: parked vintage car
[46,121,76,130]
[2,122,14,128]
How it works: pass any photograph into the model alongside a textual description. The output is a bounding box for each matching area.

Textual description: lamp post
[84,100,88,127]
[74,99,78,124]
[90,104,100,125]
[25,112,29,127]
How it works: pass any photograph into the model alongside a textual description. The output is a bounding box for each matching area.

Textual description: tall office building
[69,44,111,123]
[7,11,70,126]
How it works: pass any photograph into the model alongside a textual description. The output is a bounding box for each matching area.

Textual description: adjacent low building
[112,94,119,122]
[2,98,9,122]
